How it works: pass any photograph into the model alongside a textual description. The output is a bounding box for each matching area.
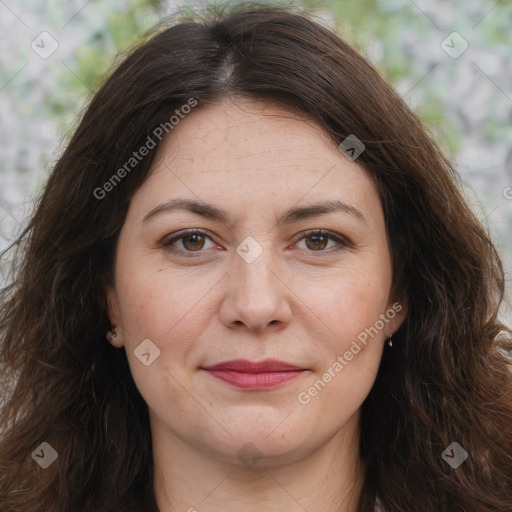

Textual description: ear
[105,285,119,325]
[385,296,407,337]
[105,285,124,348]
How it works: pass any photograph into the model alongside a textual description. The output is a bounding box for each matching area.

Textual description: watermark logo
[441,32,469,59]
[31,442,58,469]
[134,338,161,366]
[31,31,59,59]
[236,236,263,264]
[237,442,262,467]
[339,134,366,161]
[442,442,468,469]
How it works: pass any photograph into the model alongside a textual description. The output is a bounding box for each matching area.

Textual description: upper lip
[201,359,305,373]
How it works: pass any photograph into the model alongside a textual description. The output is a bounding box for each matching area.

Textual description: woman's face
[107,98,405,466]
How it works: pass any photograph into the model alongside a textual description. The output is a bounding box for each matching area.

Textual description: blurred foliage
[51,0,162,126]
[303,0,511,154]
[50,0,511,158]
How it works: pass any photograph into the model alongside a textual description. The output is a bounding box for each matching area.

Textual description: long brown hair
[1,3,511,511]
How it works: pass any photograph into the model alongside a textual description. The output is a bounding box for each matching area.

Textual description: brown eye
[295,229,350,254]
[181,233,206,251]
[162,229,215,255]
[304,234,329,251]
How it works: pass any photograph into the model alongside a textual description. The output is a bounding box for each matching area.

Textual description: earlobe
[105,286,124,348]
[106,324,124,348]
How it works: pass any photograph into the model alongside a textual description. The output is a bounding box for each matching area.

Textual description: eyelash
[161,229,351,257]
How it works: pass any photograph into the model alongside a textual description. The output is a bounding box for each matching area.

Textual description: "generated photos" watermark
[297,302,403,405]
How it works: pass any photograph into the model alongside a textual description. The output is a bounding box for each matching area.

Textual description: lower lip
[203,369,305,389]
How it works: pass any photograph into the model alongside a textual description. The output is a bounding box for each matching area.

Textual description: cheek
[296,256,391,402]
[115,258,216,343]
[297,277,387,422]
[304,261,391,340]
[114,260,224,399]
[115,271,204,417]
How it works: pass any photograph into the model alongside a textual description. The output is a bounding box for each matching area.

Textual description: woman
[1,3,511,511]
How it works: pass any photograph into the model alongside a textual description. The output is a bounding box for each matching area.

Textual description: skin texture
[106,98,406,512]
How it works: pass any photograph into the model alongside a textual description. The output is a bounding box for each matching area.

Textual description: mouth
[201,359,308,390]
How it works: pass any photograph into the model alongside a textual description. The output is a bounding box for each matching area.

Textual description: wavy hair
[1,3,511,511]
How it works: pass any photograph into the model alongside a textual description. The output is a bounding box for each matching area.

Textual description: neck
[152,412,365,512]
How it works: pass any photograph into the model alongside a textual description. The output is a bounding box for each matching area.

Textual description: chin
[203,426,319,468]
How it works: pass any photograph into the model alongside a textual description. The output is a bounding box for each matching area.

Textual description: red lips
[201,359,306,389]
[202,359,303,372]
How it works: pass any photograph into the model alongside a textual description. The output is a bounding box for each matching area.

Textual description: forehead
[170,98,328,148]
[146,98,376,199]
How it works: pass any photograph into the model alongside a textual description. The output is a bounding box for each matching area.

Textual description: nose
[218,242,293,332]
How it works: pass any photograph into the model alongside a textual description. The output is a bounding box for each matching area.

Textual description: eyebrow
[142,198,367,226]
